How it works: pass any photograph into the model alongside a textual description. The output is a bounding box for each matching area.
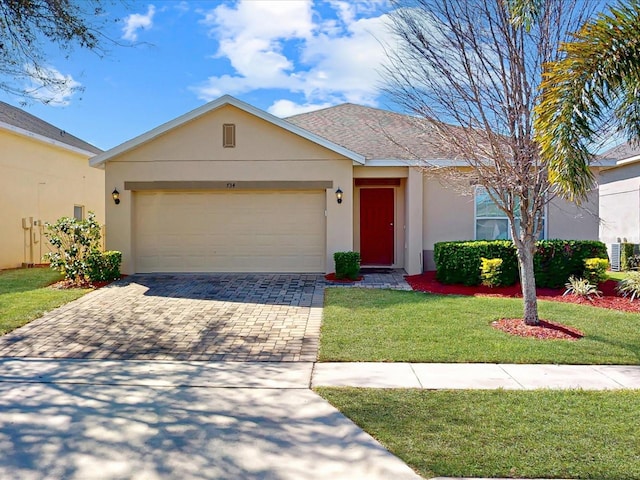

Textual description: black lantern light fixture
[112,188,120,205]
[335,187,343,204]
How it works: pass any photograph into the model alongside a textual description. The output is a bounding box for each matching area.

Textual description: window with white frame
[474,187,545,240]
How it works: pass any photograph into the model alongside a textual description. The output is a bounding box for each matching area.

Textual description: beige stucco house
[0,102,104,270]
[599,141,640,248]
[91,95,602,275]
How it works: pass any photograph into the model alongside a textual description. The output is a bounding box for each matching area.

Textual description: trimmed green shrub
[434,239,608,288]
[480,258,503,287]
[87,251,122,282]
[621,243,636,271]
[583,258,609,285]
[334,251,361,280]
[534,240,608,288]
[434,241,518,286]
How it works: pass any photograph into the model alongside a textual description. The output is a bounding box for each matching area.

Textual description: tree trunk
[516,237,539,326]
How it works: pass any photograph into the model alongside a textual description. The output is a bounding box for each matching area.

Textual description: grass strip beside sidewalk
[317,388,640,480]
[320,288,640,364]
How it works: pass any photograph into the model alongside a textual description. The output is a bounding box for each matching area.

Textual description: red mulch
[406,271,640,313]
[491,318,584,341]
[50,275,126,290]
[325,273,363,283]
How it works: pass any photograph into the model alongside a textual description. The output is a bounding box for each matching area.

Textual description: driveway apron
[0,274,325,361]
[0,272,421,479]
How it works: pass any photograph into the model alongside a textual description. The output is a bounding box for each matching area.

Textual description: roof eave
[90,95,365,167]
[0,121,98,157]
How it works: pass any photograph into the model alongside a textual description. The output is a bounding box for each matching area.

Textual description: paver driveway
[0,274,325,361]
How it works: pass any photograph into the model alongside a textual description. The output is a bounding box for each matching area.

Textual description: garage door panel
[134,191,325,273]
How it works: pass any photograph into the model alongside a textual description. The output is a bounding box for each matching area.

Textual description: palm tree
[533,0,640,202]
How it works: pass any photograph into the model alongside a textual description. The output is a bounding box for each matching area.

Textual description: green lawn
[608,270,630,281]
[320,288,640,364]
[317,388,640,480]
[0,268,90,335]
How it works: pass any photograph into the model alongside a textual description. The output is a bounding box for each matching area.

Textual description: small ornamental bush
[44,212,102,284]
[583,258,609,285]
[480,257,503,287]
[334,251,361,280]
[620,243,636,271]
[87,251,122,282]
[617,271,640,302]
[563,276,602,300]
[627,254,640,271]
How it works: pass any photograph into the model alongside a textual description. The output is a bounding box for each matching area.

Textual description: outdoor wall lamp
[112,188,120,205]
[335,188,343,204]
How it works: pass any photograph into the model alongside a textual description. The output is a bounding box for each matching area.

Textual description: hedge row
[434,240,608,288]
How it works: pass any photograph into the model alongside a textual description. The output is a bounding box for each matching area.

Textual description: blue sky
[0,1,393,151]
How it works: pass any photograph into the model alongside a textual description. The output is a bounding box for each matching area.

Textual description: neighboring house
[90,95,602,275]
[599,141,640,249]
[0,101,104,270]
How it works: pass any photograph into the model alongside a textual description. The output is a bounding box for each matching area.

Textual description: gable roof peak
[90,94,364,167]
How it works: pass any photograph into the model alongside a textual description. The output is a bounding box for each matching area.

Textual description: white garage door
[134,190,326,273]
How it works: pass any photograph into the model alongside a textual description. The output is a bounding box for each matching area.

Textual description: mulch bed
[406,271,640,340]
[406,271,640,313]
[491,318,584,341]
[50,275,126,290]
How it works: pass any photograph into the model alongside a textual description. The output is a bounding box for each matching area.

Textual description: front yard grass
[0,268,89,335]
[320,288,640,364]
[317,388,640,480]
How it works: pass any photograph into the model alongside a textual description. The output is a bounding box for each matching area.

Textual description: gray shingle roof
[600,141,640,162]
[0,101,101,154]
[285,103,456,161]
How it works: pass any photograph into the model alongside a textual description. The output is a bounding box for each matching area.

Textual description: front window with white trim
[474,187,545,240]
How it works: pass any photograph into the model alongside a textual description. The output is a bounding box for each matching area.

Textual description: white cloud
[192,0,393,111]
[122,5,156,41]
[25,65,81,106]
[268,99,334,117]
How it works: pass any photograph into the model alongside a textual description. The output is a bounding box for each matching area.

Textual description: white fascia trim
[614,154,640,167]
[90,94,365,167]
[0,121,96,157]
[365,158,471,167]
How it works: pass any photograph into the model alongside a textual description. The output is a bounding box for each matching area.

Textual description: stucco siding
[600,163,640,245]
[422,176,474,270]
[547,188,600,241]
[105,105,353,274]
[1,129,104,269]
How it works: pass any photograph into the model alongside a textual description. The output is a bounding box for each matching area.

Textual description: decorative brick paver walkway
[0,274,325,362]
[0,271,411,362]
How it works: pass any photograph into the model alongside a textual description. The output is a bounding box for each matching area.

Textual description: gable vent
[223,123,236,148]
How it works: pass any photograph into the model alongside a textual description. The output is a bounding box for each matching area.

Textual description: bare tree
[384,0,595,325]
[0,0,120,102]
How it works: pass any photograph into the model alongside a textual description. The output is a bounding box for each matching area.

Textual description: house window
[474,187,545,240]
[73,205,84,221]
[223,123,236,148]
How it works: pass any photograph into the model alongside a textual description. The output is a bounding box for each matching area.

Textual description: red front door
[360,188,394,265]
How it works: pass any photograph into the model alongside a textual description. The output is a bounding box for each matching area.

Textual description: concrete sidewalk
[312,362,640,389]
[0,358,419,480]
[2,359,638,480]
